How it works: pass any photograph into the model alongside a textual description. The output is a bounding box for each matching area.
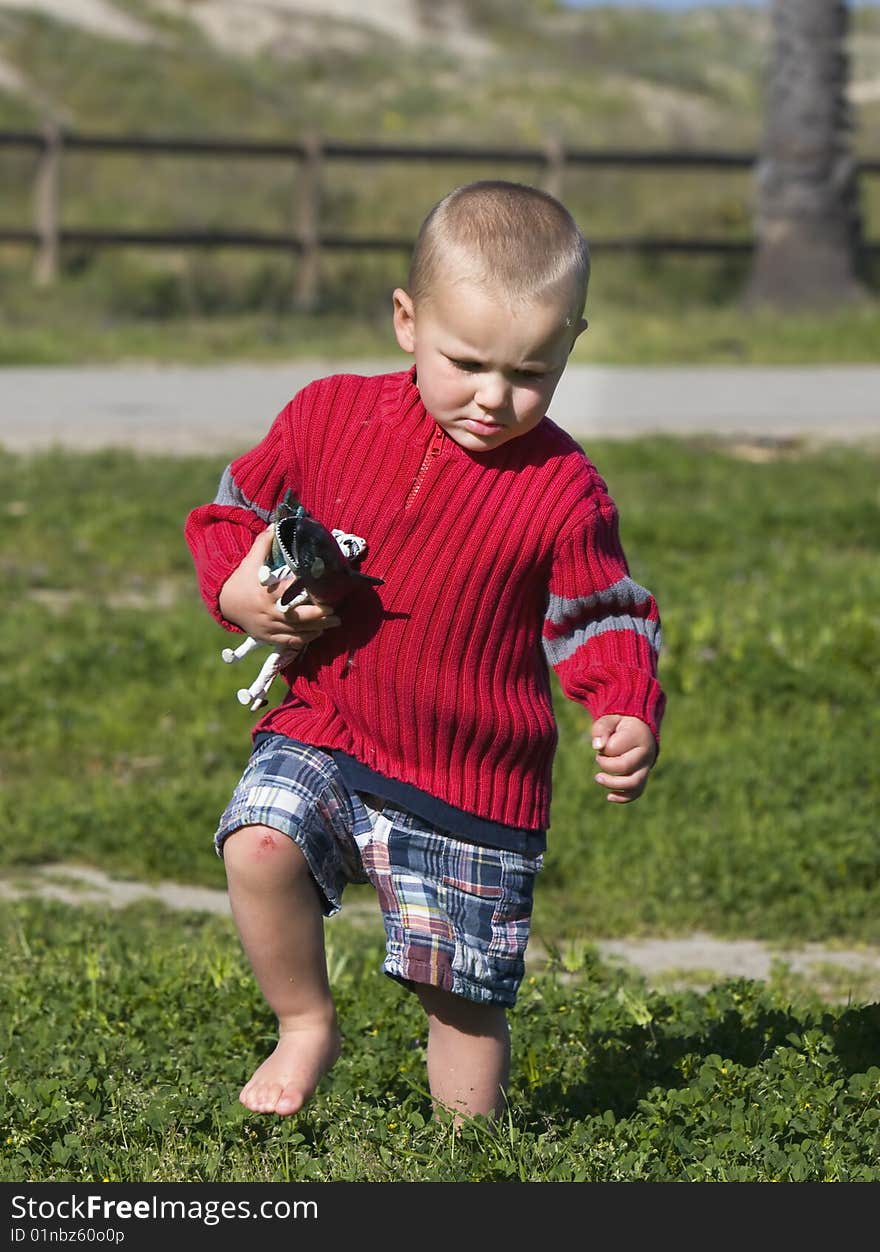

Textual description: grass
[0,434,878,1183]
[1,901,879,1182]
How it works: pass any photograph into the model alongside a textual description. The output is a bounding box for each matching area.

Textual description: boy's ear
[392,288,417,354]
[568,317,589,352]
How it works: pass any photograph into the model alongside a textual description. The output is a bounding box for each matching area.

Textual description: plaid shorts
[214,735,543,1007]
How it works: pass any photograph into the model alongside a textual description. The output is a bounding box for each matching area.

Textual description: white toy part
[221,529,367,712]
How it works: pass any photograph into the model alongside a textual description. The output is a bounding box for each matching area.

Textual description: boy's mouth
[462,416,505,435]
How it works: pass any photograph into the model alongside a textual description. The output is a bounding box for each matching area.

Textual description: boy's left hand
[590,715,657,804]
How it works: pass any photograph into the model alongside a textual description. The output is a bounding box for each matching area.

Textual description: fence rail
[3,127,878,306]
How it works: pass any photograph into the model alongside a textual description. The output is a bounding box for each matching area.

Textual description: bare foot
[240,1020,342,1116]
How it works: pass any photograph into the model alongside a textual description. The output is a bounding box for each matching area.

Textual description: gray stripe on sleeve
[545,577,653,628]
[213,464,273,522]
[542,615,662,667]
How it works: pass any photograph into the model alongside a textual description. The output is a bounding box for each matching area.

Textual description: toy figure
[221,490,383,710]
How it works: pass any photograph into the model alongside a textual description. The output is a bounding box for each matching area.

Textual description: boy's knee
[222,824,305,878]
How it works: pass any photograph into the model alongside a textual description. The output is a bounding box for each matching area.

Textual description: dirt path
[4,863,880,1001]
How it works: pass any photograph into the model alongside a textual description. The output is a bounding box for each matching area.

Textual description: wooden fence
[2,126,878,309]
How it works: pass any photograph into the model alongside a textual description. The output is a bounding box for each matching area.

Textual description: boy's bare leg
[414,985,510,1122]
[222,824,341,1116]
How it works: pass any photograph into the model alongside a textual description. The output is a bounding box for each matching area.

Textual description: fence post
[33,120,61,287]
[541,136,566,201]
[294,132,323,313]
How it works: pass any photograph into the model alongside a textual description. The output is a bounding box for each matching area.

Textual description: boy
[184,180,665,1123]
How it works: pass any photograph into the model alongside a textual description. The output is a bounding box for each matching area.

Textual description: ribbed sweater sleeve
[184,400,299,631]
[542,492,666,744]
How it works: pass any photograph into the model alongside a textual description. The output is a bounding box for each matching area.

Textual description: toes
[240,1080,276,1112]
[274,1089,304,1116]
[240,1081,303,1116]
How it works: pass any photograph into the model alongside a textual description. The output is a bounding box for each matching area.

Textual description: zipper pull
[403,425,445,510]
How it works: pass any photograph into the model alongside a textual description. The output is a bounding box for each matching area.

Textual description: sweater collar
[376,365,426,438]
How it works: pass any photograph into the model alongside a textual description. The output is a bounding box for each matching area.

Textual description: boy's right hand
[218,526,341,653]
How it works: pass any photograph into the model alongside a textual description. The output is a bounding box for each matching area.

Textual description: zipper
[403,425,445,509]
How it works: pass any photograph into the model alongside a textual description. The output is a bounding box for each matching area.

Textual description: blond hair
[408,180,590,318]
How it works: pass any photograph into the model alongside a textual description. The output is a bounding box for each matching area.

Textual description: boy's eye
[448,358,545,380]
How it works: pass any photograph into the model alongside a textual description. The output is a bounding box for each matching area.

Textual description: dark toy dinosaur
[221,490,383,710]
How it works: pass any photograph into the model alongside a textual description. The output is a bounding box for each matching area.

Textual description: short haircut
[408,180,590,318]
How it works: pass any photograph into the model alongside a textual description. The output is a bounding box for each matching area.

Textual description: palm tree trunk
[744,0,864,308]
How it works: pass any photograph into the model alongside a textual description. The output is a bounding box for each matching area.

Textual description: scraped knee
[222,823,306,883]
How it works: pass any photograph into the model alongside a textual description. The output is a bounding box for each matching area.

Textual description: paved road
[2,361,880,452]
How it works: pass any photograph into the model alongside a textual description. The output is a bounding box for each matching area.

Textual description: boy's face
[392,279,587,453]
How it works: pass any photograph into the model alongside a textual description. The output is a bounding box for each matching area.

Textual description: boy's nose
[475,372,510,411]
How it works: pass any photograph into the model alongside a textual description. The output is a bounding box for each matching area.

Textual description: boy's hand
[590,714,657,804]
[218,526,341,654]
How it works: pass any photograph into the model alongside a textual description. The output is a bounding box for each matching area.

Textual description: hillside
[0,1,826,145]
[0,1,878,364]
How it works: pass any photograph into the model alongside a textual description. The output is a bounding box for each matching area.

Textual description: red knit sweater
[185,368,665,832]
